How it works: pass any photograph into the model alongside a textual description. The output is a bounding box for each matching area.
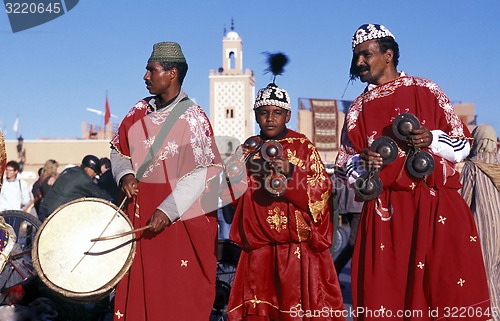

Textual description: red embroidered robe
[336,76,491,320]
[228,129,345,321]
[111,97,222,321]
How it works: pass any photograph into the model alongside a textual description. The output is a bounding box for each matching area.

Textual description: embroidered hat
[254,52,291,111]
[148,42,187,63]
[254,83,291,111]
[352,24,395,50]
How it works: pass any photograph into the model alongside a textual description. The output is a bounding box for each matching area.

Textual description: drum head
[371,136,398,165]
[392,113,421,141]
[32,197,136,302]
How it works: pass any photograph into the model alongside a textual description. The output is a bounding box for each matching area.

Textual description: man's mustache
[356,66,369,74]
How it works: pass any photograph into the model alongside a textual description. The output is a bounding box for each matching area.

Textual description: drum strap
[136,97,193,180]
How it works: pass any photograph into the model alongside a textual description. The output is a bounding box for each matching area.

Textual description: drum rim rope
[32,197,136,303]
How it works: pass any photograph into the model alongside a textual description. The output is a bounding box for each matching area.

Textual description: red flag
[104,95,111,126]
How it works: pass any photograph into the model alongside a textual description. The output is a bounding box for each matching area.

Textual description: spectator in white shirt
[0,160,32,212]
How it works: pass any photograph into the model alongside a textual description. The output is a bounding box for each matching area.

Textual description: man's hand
[121,174,139,199]
[148,209,172,233]
[360,148,383,170]
[407,127,432,148]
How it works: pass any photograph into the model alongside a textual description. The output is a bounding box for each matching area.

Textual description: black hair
[349,37,400,80]
[160,62,188,85]
[99,157,111,170]
[6,160,20,171]
[378,37,399,67]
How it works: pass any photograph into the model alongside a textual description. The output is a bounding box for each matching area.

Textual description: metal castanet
[392,113,421,141]
[354,136,397,201]
[243,136,263,155]
[354,170,383,202]
[264,172,287,197]
[224,136,263,181]
[371,136,398,166]
[406,148,435,179]
[261,140,283,162]
[392,113,435,179]
[261,140,287,197]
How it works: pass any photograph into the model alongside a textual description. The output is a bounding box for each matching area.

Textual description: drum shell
[32,197,136,303]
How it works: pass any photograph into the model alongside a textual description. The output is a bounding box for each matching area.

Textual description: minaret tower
[209,20,255,157]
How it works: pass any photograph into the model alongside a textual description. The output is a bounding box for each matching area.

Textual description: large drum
[32,197,136,302]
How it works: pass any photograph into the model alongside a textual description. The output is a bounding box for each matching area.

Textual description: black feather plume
[263,52,289,83]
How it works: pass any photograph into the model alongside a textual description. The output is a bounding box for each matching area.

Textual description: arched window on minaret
[229,51,235,70]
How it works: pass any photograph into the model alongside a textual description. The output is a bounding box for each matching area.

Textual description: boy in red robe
[227,76,345,320]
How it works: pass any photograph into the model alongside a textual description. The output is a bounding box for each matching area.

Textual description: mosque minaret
[209,21,255,157]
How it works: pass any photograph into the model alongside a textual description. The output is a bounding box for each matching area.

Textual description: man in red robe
[335,24,491,320]
[227,81,345,321]
[110,42,222,321]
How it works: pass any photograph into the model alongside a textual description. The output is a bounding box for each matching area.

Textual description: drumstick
[71,197,129,273]
[90,224,152,242]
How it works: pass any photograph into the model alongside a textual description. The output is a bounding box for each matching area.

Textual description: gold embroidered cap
[148,42,186,63]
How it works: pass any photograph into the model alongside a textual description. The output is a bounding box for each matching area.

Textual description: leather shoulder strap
[136,98,193,180]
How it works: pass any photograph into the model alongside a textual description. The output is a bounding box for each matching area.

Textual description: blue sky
[1,0,499,141]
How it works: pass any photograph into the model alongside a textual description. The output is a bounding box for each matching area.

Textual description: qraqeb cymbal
[354,171,383,202]
[261,140,283,161]
[264,172,287,197]
[406,150,435,179]
[243,136,263,154]
[370,136,398,165]
[392,113,421,141]
[224,136,263,181]
[392,113,435,178]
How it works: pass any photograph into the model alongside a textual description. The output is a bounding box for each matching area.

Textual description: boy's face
[255,105,290,138]
[5,166,17,180]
